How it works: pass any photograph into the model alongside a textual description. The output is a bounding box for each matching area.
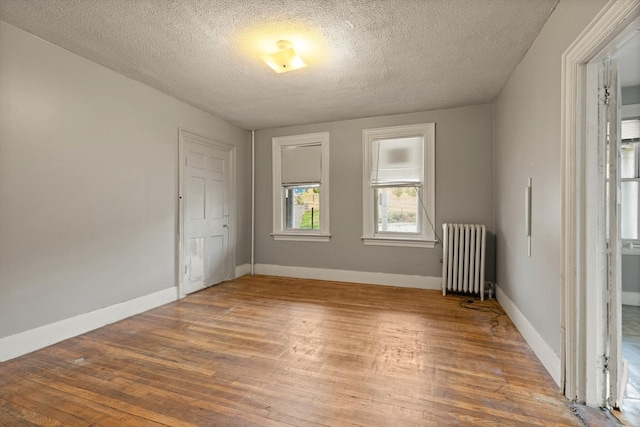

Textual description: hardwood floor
[1,275,585,426]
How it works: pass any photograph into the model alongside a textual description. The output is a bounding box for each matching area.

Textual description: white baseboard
[496,286,561,387]
[253,263,442,290]
[622,291,640,306]
[0,287,178,362]
[235,263,251,278]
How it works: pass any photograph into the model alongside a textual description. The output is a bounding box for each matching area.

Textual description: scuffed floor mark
[570,402,625,426]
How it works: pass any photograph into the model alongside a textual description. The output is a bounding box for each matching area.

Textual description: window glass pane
[620,143,637,179]
[621,181,638,240]
[284,186,320,230]
[375,187,419,233]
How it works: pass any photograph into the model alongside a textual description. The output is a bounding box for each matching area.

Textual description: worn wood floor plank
[2,376,168,427]
[1,275,584,426]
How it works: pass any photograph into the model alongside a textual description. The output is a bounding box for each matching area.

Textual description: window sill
[272,233,331,243]
[362,237,436,248]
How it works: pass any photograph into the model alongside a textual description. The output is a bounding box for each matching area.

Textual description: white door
[600,59,623,408]
[182,140,230,294]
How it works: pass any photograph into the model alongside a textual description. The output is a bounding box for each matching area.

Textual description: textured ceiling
[0,0,558,130]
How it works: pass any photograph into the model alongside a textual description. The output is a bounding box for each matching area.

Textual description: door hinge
[601,86,611,105]
[603,355,610,372]
[184,265,188,274]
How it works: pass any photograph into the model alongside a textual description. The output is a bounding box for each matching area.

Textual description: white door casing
[178,129,236,296]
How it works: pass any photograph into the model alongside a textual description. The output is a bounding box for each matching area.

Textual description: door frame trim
[177,128,237,298]
[561,0,640,406]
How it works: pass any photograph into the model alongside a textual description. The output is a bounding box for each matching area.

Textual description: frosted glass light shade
[263,40,307,73]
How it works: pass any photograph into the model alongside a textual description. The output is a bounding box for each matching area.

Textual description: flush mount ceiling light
[263,40,307,73]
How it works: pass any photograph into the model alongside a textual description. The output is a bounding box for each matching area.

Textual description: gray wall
[0,22,251,338]
[622,85,640,105]
[254,104,495,278]
[494,0,607,356]
[622,256,640,295]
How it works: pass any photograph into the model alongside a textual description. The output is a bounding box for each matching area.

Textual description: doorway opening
[612,27,640,421]
[561,0,640,417]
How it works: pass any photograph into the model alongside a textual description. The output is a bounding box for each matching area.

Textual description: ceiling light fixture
[263,40,307,73]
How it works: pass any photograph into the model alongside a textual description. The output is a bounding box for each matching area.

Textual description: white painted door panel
[183,141,229,294]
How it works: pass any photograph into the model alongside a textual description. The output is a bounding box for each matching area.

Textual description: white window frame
[272,132,330,242]
[362,123,436,248]
[621,112,640,255]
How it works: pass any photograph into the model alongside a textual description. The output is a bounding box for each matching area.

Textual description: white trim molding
[496,286,561,387]
[362,237,436,248]
[235,263,252,278]
[0,287,178,362]
[561,0,640,406]
[622,291,640,306]
[254,264,442,290]
[272,233,331,242]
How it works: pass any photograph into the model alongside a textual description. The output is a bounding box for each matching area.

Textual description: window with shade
[362,123,436,248]
[621,118,640,251]
[272,132,330,242]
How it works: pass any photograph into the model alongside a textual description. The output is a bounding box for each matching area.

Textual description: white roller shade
[281,144,322,185]
[371,136,423,186]
[622,119,639,141]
